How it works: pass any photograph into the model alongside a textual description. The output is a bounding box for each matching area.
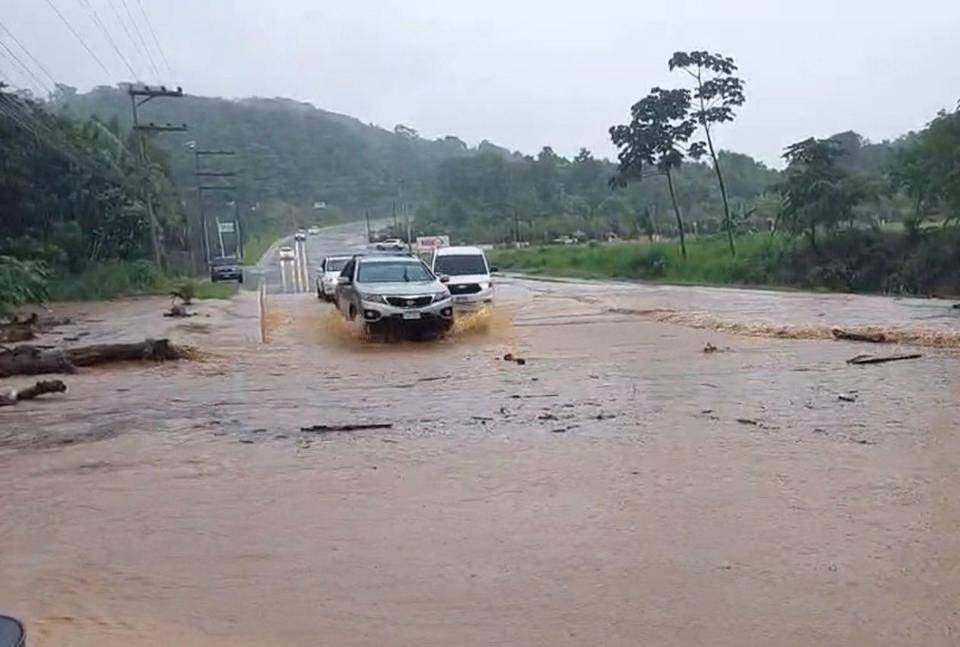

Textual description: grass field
[47,261,238,302]
[489,235,794,288]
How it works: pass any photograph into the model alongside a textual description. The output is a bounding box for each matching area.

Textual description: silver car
[335,255,454,334]
[316,255,351,301]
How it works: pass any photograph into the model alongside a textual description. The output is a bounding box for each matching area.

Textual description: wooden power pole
[192,148,237,265]
[128,84,186,269]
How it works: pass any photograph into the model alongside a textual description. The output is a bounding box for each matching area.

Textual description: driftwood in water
[163,304,194,318]
[0,379,67,407]
[301,423,394,434]
[0,313,39,343]
[832,328,887,343]
[65,338,185,367]
[0,345,75,377]
[0,313,73,343]
[0,338,184,377]
[847,353,922,366]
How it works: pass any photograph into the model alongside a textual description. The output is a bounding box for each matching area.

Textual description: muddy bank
[1,278,959,646]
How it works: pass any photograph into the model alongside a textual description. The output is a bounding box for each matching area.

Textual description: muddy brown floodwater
[1,277,959,646]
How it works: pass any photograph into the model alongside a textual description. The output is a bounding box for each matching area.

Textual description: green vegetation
[242,230,280,265]
[0,256,48,316]
[491,227,960,295]
[2,61,957,312]
[490,236,792,286]
[45,261,236,302]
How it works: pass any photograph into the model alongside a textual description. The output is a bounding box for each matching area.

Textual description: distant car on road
[316,255,351,301]
[334,255,453,335]
[209,256,243,283]
[279,245,296,261]
[307,226,321,236]
[375,238,405,251]
[431,246,494,307]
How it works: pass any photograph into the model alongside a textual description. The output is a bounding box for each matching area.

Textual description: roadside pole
[194,149,238,262]
[127,84,186,270]
[258,278,267,344]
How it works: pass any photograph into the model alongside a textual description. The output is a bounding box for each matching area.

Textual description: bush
[46,260,167,301]
[0,256,48,316]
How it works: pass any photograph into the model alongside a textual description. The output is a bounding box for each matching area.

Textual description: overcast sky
[4,0,959,166]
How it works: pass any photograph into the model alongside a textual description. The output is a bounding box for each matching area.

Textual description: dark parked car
[210,256,243,283]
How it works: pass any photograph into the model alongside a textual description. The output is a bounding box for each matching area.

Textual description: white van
[431,246,495,306]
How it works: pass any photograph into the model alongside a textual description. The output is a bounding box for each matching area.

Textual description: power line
[118,0,159,79]
[43,0,111,76]
[0,20,58,87]
[134,0,172,77]
[75,0,136,78]
[0,36,53,94]
[105,0,148,76]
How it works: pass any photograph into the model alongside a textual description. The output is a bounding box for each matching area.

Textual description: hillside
[49,85,791,242]
[50,85,477,219]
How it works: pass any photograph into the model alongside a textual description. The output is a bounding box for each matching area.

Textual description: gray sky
[4,0,959,166]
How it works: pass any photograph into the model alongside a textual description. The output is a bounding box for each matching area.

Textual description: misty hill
[51,85,479,217]
[45,85,871,242]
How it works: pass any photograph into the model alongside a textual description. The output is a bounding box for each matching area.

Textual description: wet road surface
[1,221,959,646]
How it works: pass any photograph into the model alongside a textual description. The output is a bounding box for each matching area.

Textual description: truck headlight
[357,292,388,304]
[432,291,451,303]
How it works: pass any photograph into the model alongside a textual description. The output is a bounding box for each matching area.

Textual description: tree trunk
[66,338,185,367]
[702,122,736,257]
[0,338,185,377]
[665,169,687,259]
[0,380,67,407]
[0,346,76,378]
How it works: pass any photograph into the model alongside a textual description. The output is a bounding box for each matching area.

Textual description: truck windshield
[325,259,347,272]
[358,261,433,283]
[434,254,487,276]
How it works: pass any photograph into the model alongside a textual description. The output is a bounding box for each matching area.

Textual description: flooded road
[2,222,959,646]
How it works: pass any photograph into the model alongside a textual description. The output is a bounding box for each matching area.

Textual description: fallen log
[846,353,922,366]
[832,328,887,343]
[0,345,75,377]
[0,338,185,377]
[300,423,394,433]
[66,338,185,367]
[0,380,67,406]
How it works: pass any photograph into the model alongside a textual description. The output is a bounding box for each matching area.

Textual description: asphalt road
[246,220,375,295]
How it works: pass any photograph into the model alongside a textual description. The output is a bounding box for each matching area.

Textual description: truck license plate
[403,311,421,320]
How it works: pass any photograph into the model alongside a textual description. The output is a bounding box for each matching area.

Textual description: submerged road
[2,221,960,646]
[248,221,374,296]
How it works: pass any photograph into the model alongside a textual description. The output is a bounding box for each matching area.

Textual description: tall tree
[669,51,746,256]
[610,88,696,257]
[779,137,859,248]
[892,109,960,229]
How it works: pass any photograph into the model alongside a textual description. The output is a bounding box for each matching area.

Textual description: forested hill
[51,84,482,217]
[49,85,901,243]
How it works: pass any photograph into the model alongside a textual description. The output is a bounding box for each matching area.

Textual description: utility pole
[364,211,372,243]
[514,208,521,246]
[128,84,186,270]
[193,148,237,265]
